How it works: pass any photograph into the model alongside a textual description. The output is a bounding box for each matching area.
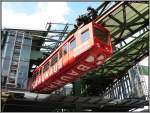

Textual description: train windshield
[94,28,108,44]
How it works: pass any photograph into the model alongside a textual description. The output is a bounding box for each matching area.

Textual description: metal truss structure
[76,1,149,97]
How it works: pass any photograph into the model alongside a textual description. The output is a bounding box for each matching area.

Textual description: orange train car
[31,22,112,93]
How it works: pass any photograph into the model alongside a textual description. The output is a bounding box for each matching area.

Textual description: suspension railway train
[31,22,112,93]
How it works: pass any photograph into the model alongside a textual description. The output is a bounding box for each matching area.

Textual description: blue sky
[3,2,100,21]
[2,2,38,14]
[2,2,101,29]
[65,2,100,23]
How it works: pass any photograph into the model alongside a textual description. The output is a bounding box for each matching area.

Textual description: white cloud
[2,2,71,30]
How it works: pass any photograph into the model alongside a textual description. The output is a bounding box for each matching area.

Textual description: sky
[2,2,100,30]
[2,2,148,66]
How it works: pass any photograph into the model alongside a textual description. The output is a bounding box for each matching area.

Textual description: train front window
[70,39,76,51]
[81,29,90,43]
[94,28,108,44]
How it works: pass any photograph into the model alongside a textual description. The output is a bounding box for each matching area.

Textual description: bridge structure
[1,1,149,112]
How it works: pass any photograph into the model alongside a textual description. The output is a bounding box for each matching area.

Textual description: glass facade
[104,65,148,100]
[2,33,16,77]
[1,30,32,89]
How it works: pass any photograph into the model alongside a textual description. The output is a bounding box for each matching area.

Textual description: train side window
[64,44,68,55]
[70,38,76,51]
[43,62,49,73]
[51,53,58,66]
[94,28,108,43]
[35,71,38,76]
[59,49,63,59]
[39,69,42,75]
[33,71,37,76]
[81,29,90,43]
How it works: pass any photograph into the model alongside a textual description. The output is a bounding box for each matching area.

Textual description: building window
[70,39,76,51]
[8,78,15,84]
[51,53,58,66]
[10,69,17,74]
[81,29,90,43]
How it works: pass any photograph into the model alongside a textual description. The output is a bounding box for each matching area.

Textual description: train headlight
[85,56,95,63]
[96,61,103,65]
[105,47,109,52]
[97,54,105,61]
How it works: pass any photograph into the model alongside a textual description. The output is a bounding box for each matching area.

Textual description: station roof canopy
[80,1,149,90]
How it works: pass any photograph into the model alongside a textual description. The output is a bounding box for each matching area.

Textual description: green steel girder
[72,2,149,96]
[100,2,149,45]
[79,29,148,96]
[96,1,114,17]
[88,30,148,78]
[79,2,148,75]
[87,2,148,77]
